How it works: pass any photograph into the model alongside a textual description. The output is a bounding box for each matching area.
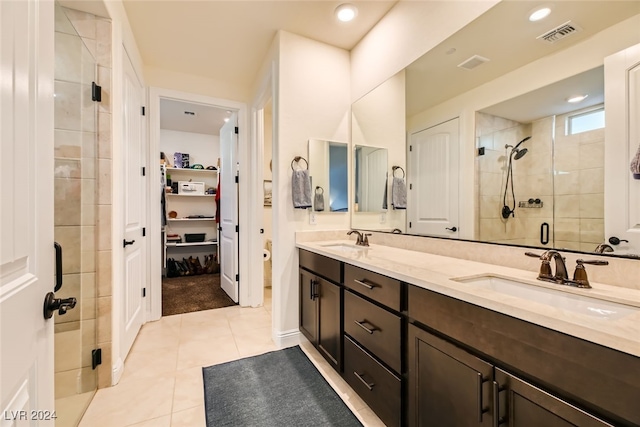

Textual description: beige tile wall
[554,107,605,252]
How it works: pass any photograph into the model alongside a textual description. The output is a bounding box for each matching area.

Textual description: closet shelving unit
[163,166,218,269]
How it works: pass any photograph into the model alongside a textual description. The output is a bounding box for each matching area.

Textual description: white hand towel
[392,177,407,209]
[292,169,312,209]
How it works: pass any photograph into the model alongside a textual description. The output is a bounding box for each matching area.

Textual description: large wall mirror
[351,0,640,258]
[308,139,348,212]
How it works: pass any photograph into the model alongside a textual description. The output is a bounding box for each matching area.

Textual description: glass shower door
[53,4,98,426]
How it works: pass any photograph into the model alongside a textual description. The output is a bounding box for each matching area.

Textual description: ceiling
[122,0,397,92]
[160,99,232,135]
[406,1,640,118]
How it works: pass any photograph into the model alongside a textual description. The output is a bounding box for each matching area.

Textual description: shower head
[513,147,528,160]
[514,136,531,150]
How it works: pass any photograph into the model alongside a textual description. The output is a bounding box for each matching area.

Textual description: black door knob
[123,239,136,247]
[43,292,77,319]
[608,236,629,245]
[446,226,458,232]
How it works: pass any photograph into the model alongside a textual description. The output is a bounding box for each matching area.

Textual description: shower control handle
[445,226,457,232]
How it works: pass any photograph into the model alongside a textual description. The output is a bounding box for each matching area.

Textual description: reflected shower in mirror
[350,0,640,258]
[354,145,388,213]
[308,139,348,212]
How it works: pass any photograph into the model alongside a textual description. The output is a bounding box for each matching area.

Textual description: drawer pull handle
[353,371,375,391]
[353,279,375,290]
[354,320,377,334]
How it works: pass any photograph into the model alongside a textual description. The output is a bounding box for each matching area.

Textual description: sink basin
[452,274,638,320]
[320,243,368,253]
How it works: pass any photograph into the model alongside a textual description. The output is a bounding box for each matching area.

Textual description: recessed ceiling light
[224,118,230,122]
[529,6,551,22]
[335,4,357,22]
[567,94,588,103]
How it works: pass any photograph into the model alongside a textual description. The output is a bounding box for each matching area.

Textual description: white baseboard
[111,357,124,386]
[272,328,300,348]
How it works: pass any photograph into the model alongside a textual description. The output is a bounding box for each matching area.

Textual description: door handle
[493,381,505,427]
[123,239,136,247]
[43,292,77,319]
[54,242,63,292]
[608,236,629,245]
[477,373,489,422]
[446,226,458,232]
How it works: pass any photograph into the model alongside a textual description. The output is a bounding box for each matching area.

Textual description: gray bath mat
[202,346,363,426]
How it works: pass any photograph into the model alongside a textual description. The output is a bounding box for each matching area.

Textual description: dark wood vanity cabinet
[298,249,638,427]
[298,250,342,371]
[494,368,615,427]
[408,324,493,427]
[343,265,402,427]
[408,324,614,427]
[408,285,638,427]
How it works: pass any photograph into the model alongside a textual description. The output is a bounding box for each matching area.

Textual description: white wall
[159,129,220,168]
[407,14,640,241]
[350,0,499,101]
[258,30,350,342]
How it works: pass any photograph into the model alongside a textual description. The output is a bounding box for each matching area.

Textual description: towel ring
[315,186,324,194]
[291,156,308,171]
[392,166,405,179]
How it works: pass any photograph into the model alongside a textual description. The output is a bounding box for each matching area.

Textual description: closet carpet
[162,274,236,316]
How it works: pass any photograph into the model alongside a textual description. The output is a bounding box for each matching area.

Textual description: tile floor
[77,289,384,427]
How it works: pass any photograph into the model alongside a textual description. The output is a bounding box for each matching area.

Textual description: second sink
[451,274,638,320]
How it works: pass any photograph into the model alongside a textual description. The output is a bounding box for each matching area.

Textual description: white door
[605,43,640,255]
[408,118,460,237]
[1,0,56,424]
[361,148,387,212]
[220,113,239,303]
[121,50,146,359]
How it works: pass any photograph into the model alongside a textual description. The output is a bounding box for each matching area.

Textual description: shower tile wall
[553,107,605,252]
[476,112,546,245]
[476,108,605,252]
[54,4,113,422]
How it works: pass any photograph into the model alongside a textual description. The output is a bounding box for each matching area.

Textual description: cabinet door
[318,278,341,370]
[494,368,614,427]
[299,269,318,343]
[408,324,493,427]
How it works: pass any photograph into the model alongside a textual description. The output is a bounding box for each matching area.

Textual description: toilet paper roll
[263,249,271,261]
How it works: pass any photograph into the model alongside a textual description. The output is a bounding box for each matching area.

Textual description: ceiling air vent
[537,21,581,44]
[457,55,490,71]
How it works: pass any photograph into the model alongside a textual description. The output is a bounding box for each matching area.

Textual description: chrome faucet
[594,243,614,254]
[347,230,371,246]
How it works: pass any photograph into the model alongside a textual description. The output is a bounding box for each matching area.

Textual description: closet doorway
[157,98,237,316]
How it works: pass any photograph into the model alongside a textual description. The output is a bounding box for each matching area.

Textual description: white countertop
[296,240,640,358]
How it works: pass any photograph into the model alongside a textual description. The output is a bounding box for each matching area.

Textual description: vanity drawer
[344,335,401,427]
[299,249,341,284]
[344,289,401,373]
[344,263,400,310]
